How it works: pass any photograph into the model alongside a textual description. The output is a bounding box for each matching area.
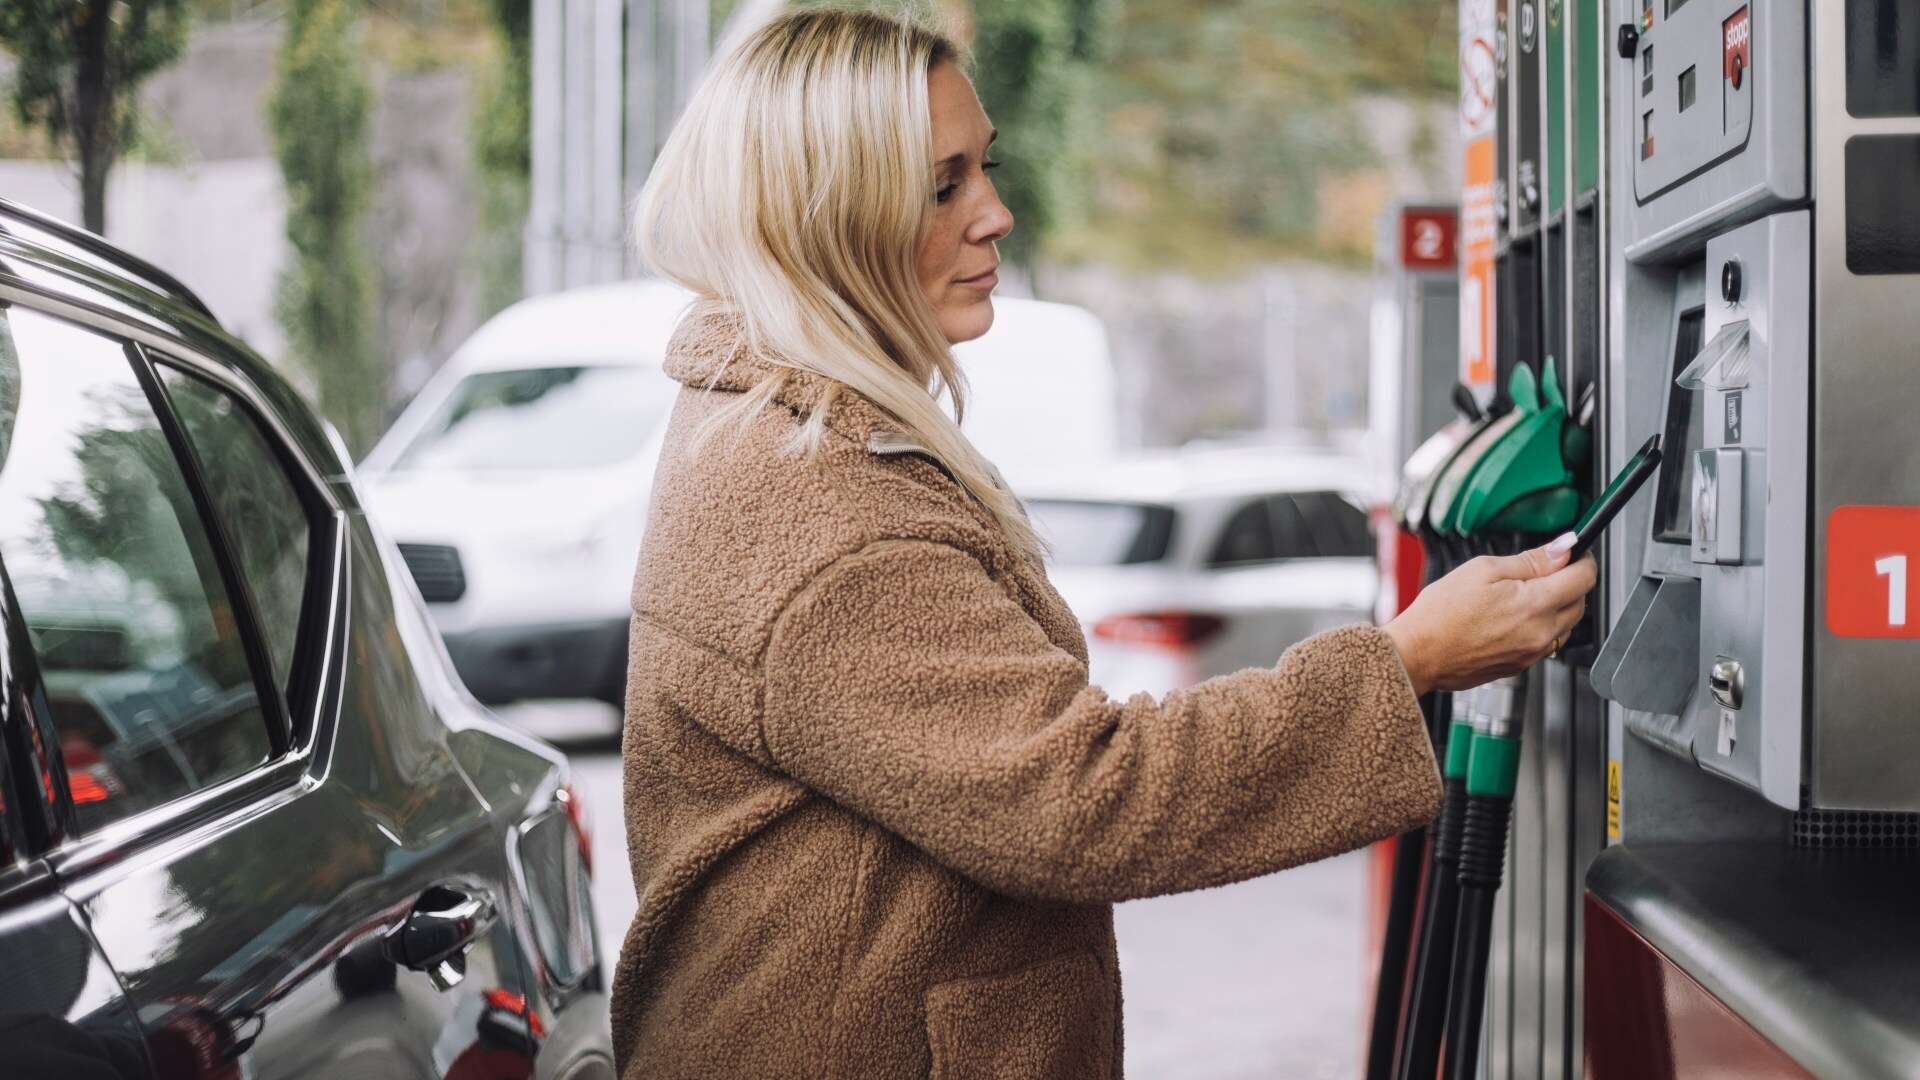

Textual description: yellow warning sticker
[1606,760,1622,841]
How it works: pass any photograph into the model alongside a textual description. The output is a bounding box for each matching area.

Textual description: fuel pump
[1577,4,1920,1073]
[1385,0,1920,1074]
[1363,409,1486,1080]
[1364,204,1476,1080]
[1386,385,1517,1080]
[1426,360,1587,1080]
[1381,384,1514,1080]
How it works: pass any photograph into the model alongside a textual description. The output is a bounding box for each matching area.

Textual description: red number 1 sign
[1828,506,1920,638]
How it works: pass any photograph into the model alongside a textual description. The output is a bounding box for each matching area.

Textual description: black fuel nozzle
[1452,382,1485,424]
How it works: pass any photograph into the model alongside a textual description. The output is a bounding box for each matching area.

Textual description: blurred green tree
[964,0,1111,272]
[269,0,385,455]
[1065,0,1456,270]
[793,0,1111,271]
[472,0,532,319]
[0,0,192,233]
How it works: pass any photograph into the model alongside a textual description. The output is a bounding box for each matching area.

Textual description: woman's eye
[982,158,1002,172]
[935,183,958,204]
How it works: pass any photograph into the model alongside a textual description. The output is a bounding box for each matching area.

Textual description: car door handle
[383,883,496,991]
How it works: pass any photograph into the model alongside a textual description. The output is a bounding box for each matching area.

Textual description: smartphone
[1568,434,1663,561]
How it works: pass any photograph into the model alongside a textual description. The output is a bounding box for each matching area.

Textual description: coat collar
[663,308,911,452]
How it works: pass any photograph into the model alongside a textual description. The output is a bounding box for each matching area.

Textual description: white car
[1022,448,1384,700]
[361,281,1119,720]
[360,279,694,711]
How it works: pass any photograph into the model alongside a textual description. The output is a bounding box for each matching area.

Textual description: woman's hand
[1384,534,1598,696]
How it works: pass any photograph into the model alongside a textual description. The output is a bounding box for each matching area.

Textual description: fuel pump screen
[1653,308,1706,544]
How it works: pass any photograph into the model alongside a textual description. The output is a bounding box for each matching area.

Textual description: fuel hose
[1441,674,1525,1080]
[1364,690,1443,1080]
[1393,692,1476,1080]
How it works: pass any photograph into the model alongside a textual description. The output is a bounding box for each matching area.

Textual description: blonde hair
[633,7,1042,559]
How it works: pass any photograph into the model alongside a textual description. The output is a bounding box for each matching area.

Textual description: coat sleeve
[759,538,1441,904]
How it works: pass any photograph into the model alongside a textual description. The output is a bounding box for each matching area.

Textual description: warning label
[1458,0,1498,398]
[1606,760,1622,841]
[1460,138,1497,396]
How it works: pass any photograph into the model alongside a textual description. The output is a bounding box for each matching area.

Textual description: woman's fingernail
[1546,532,1577,555]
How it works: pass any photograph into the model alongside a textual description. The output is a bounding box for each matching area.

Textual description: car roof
[1018,445,1383,505]
[448,279,698,372]
[449,286,1105,377]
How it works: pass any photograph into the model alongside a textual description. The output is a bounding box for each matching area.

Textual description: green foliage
[0,0,192,231]
[794,0,1111,270]
[1065,0,1457,270]
[270,0,384,456]
[471,0,532,319]
[964,0,1088,270]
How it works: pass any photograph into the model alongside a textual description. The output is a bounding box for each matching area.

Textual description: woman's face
[918,62,1013,345]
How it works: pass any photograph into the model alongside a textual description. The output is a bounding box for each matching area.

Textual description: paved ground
[508,703,1372,1079]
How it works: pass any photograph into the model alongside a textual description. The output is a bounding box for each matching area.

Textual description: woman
[613,9,1594,1078]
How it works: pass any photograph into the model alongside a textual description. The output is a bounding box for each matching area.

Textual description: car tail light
[483,988,547,1039]
[556,783,592,877]
[61,740,121,805]
[68,768,116,805]
[1092,612,1228,649]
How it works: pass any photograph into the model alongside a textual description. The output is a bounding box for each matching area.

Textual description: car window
[1028,500,1177,566]
[394,365,676,471]
[157,364,316,702]
[0,309,272,834]
[1292,491,1374,557]
[1268,496,1321,559]
[1209,499,1277,567]
[1212,492,1374,567]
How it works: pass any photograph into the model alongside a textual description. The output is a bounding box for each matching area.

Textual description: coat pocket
[924,951,1116,1080]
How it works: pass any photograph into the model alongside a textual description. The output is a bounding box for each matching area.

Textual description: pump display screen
[1652,308,1706,544]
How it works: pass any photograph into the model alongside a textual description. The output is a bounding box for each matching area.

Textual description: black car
[0,197,615,1080]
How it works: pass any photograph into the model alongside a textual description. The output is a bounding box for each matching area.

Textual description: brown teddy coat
[611,312,1442,1079]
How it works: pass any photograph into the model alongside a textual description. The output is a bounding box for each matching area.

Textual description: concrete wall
[1,20,490,410]
[1042,261,1377,451]
[1039,95,1462,452]
[0,158,292,360]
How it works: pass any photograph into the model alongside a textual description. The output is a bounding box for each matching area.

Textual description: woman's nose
[971,191,1014,245]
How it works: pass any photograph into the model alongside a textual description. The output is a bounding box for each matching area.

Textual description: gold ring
[1550,634,1563,656]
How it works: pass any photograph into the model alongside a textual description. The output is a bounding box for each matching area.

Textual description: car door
[0,576,150,1080]
[0,303,537,1079]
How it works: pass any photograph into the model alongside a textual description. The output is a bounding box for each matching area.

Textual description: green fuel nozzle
[1451,361,1591,544]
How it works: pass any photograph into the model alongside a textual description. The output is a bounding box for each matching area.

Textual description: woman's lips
[955,267,999,289]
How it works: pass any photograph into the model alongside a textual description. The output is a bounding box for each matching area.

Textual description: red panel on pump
[1583,895,1814,1080]
[1373,507,1428,624]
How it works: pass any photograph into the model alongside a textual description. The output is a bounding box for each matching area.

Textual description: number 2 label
[1829,507,1920,638]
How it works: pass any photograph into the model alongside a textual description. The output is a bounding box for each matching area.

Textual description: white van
[362,282,1118,723]
[360,280,693,712]
[949,295,1118,488]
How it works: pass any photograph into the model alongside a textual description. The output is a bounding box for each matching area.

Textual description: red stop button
[1827,506,1920,638]
[1723,6,1750,90]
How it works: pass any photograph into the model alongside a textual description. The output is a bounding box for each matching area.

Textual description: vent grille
[398,543,467,603]
[1791,810,1920,849]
